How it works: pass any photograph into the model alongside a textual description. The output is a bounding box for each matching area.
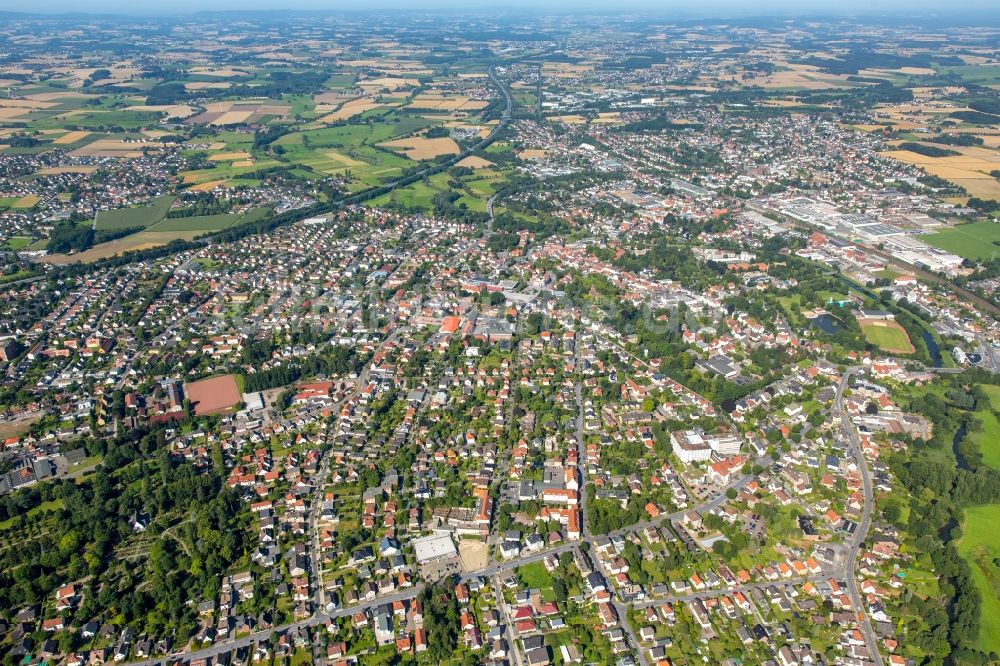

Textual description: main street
[836,367,885,666]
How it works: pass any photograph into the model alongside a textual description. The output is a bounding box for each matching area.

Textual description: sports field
[184,374,242,416]
[921,222,1000,262]
[957,504,1000,655]
[858,318,915,354]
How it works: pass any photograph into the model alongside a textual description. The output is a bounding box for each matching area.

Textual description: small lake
[809,313,844,335]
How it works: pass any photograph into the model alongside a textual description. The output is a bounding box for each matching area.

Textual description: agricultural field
[367,167,505,213]
[40,230,203,264]
[881,145,1000,199]
[921,222,1000,262]
[380,135,460,160]
[858,317,915,354]
[273,114,439,186]
[94,195,175,231]
[971,385,1000,470]
[957,504,1000,656]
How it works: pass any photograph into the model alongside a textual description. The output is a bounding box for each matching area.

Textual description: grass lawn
[921,222,1000,262]
[972,385,1000,470]
[957,504,1000,655]
[518,560,554,591]
[0,269,40,284]
[3,236,32,250]
[0,499,64,530]
[95,195,175,231]
[860,319,914,353]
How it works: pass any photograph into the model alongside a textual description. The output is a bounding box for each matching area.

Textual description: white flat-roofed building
[670,430,712,463]
[412,534,458,564]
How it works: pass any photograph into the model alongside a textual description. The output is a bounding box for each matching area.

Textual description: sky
[15,0,1000,16]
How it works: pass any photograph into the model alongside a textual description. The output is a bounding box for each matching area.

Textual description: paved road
[630,573,831,608]
[0,274,44,289]
[837,367,884,666]
[571,341,639,665]
[492,574,524,666]
[486,193,499,234]
[127,584,426,666]
[308,329,401,610]
[979,334,1000,374]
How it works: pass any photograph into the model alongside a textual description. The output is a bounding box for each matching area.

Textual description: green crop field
[921,222,1000,262]
[957,504,1000,655]
[146,206,271,233]
[972,385,1000,470]
[94,195,176,231]
[148,214,243,232]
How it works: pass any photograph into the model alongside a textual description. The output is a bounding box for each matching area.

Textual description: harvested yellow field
[189,67,248,78]
[455,155,494,169]
[186,179,228,192]
[357,77,419,91]
[593,112,622,124]
[0,108,30,120]
[882,148,1000,198]
[406,93,485,109]
[36,166,97,175]
[542,63,594,78]
[209,151,252,161]
[203,101,238,112]
[12,194,39,208]
[319,98,384,122]
[952,179,1000,199]
[41,230,202,264]
[53,130,90,145]
[0,98,55,110]
[518,149,548,160]
[69,139,156,158]
[727,64,860,90]
[879,103,968,115]
[185,81,232,91]
[231,160,255,168]
[212,110,254,125]
[553,115,587,124]
[23,92,89,102]
[380,136,459,160]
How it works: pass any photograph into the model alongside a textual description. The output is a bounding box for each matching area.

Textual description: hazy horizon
[7,0,1000,17]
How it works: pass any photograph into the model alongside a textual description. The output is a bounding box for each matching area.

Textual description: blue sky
[17,0,1000,15]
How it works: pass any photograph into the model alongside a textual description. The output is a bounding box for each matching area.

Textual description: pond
[809,313,844,335]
